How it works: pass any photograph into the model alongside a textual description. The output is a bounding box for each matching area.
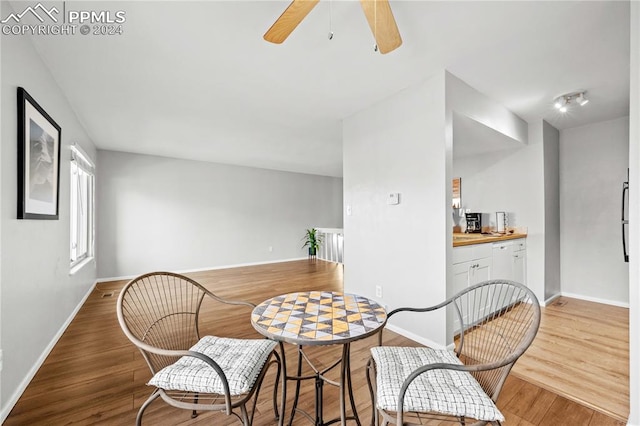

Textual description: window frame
[70,144,95,273]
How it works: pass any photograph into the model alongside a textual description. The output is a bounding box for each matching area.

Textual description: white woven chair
[117,272,282,425]
[367,280,541,426]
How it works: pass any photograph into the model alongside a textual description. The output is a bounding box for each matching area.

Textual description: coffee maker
[465,212,482,233]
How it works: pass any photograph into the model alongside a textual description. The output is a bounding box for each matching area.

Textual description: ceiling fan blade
[264,0,320,44]
[359,0,402,54]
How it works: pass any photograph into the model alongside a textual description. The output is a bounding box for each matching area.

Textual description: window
[70,145,94,271]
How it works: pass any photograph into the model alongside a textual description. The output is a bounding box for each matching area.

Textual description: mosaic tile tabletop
[251,291,387,345]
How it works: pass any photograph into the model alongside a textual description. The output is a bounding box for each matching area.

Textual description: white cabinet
[451,243,493,290]
[451,244,492,331]
[451,238,527,333]
[470,257,491,285]
[452,257,491,294]
[452,262,472,296]
[512,242,526,284]
[490,239,527,285]
[491,242,513,280]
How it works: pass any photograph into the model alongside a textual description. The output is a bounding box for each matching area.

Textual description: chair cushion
[371,346,504,422]
[148,336,276,396]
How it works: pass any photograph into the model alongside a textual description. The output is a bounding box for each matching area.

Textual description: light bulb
[559,105,568,113]
[554,97,567,110]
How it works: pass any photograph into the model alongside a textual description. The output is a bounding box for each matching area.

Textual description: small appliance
[465,212,482,233]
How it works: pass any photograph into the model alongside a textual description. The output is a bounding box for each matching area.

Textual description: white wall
[543,121,561,300]
[446,73,528,145]
[343,71,544,348]
[343,72,448,348]
[560,117,629,305]
[0,1,98,419]
[453,148,529,227]
[455,116,635,308]
[96,150,343,279]
[448,73,550,305]
[452,123,546,303]
[628,3,639,424]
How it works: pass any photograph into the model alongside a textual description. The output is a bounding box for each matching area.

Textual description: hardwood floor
[4,260,627,425]
[511,297,629,421]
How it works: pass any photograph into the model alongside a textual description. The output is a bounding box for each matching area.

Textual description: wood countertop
[453,232,527,247]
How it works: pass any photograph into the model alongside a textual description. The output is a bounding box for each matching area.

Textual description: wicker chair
[367,280,540,426]
[116,272,282,425]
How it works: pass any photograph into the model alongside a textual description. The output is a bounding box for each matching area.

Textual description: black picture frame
[17,87,62,220]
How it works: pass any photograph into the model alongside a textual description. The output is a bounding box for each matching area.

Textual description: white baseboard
[561,291,630,309]
[0,280,97,423]
[384,323,448,350]
[543,293,562,307]
[96,257,309,283]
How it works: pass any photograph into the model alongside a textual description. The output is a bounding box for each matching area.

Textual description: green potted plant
[302,228,322,257]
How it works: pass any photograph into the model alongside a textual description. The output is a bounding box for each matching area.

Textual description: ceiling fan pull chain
[373,0,378,52]
[328,0,334,40]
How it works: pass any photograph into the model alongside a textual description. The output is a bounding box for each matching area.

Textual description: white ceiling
[24,1,630,177]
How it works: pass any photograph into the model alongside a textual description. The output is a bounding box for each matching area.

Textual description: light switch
[346,205,352,216]
[387,193,400,205]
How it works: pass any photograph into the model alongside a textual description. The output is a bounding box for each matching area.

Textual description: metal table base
[286,343,361,426]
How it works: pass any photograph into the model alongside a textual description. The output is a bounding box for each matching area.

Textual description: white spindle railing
[316,228,343,264]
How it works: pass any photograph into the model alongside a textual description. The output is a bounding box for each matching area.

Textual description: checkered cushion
[148,336,276,396]
[371,346,504,422]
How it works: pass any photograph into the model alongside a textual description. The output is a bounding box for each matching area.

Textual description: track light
[576,93,589,106]
[553,91,589,113]
[554,97,567,110]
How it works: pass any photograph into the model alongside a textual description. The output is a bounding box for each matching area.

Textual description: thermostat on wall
[387,193,400,205]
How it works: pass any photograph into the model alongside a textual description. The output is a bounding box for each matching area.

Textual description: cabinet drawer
[492,242,512,251]
[513,239,526,252]
[453,243,492,264]
[453,246,473,264]
[473,243,492,260]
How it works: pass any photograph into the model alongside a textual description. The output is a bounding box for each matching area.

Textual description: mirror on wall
[452,177,461,209]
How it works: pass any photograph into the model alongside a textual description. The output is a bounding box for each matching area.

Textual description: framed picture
[17,87,61,220]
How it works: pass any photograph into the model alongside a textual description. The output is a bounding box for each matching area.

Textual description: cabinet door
[452,262,471,295]
[470,257,491,285]
[450,256,491,334]
[451,262,472,334]
[470,257,492,318]
[492,244,513,281]
[513,251,526,285]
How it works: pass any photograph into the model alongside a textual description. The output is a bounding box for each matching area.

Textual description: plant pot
[308,247,317,257]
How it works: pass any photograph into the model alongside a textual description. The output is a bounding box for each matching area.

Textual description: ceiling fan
[263,0,402,54]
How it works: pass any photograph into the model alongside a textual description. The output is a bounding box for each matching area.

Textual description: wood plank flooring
[4,260,627,425]
[511,297,629,421]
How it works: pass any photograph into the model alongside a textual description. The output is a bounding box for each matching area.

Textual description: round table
[251,291,387,426]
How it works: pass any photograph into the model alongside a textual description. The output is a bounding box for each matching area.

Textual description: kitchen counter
[453,232,527,247]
